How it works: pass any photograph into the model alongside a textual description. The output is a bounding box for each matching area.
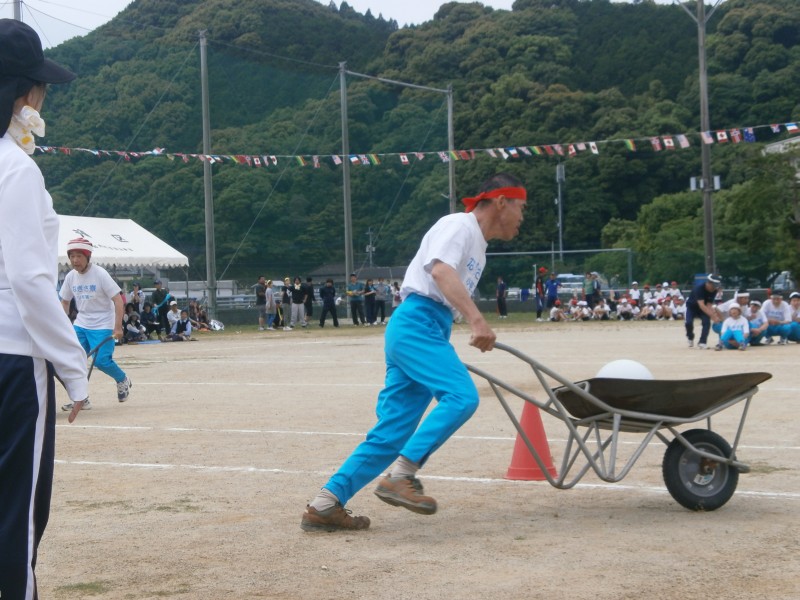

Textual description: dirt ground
[39,318,799,599]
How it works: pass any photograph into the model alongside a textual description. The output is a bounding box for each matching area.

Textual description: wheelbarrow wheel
[662,429,739,511]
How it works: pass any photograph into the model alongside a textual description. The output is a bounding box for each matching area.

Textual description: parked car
[770,271,796,293]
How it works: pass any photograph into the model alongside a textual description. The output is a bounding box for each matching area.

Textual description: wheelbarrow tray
[554,372,772,422]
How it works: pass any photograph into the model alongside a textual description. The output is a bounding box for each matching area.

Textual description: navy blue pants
[0,355,55,600]
[685,304,711,344]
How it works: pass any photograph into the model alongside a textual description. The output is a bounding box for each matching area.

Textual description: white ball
[596,359,654,380]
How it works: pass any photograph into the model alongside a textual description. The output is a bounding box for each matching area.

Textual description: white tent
[58,215,188,269]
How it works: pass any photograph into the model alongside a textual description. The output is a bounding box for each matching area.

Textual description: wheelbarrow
[466,343,771,511]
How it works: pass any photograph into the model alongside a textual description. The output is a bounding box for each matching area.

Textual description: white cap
[631,281,638,285]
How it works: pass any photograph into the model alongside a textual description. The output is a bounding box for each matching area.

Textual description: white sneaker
[536,318,543,322]
[259,326,265,331]
[698,343,707,349]
[778,338,788,345]
[688,340,694,348]
[283,326,292,331]
[61,399,92,412]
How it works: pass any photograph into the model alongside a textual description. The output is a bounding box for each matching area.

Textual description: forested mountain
[37,0,800,290]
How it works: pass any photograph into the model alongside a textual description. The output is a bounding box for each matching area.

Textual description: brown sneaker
[374,476,437,515]
[300,504,370,532]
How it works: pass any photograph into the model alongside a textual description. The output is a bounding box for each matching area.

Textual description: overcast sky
[1,0,679,49]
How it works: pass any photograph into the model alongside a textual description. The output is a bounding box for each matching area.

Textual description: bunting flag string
[34,121,799,168]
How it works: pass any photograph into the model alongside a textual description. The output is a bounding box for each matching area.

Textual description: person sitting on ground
[140,302,161,339]
[637,298,657,320]
[656,296,674,320]
[718,304,750,350]
[167,309,193,341]
[616,298,634,320]
[712,290,750,349]
[549,300,567,322]
[762,290,792,345]
[124,312,147,343]
[592,297,610,320]
[746,300,768,346]
[166,300,181,334]
[672,295,686,320]
[788,292,800,343]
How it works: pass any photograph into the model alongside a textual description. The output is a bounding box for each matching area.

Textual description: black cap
[706,273,721,285]
[0,19,76,83]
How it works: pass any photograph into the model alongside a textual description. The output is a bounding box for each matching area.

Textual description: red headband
[461,186,527,213]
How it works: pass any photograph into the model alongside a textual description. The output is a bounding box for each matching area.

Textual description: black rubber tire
[662,428,739,511]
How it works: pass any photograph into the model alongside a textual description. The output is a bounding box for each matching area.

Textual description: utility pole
[677,0,723,274]
[365,228,375,268]
[556,162,565,262]
[339,62,354,280]
[199,31,217,319]
[13,0,20,20]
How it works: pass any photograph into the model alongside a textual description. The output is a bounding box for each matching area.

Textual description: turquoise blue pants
[765,323,791,339]
[324,294,479,505]
[788,322,800,342]
[720,329,746,348]
[74,326,126,382]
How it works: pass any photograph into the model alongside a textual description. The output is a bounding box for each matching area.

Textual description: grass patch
[56,581,110,596]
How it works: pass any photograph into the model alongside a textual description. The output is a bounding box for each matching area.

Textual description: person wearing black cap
[0,18,88,600]
[685,273,722,348]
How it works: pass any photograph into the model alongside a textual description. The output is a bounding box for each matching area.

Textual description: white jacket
[0,134,88,401]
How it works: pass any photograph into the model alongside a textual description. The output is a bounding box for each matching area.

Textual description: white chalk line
[57,424,800,451]
[52,459,800,501]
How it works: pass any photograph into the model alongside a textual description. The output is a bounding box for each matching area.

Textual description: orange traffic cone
[505,401,557,481]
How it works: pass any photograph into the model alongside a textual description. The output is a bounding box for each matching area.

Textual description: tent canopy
[58,215,188,269]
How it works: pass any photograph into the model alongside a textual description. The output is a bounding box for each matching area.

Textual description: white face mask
[7,105,45,155]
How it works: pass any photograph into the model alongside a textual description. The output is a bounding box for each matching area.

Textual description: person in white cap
[0,18,88,599]
[718,304,750,350]
[60,237,132,405]
[685,273,722,348]
[616,297,634,320]
[712,290,750,349]
[628,281,640,307]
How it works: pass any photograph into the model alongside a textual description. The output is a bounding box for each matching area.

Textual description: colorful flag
[771,124,781,133]
[577,142,586,152]
[589,142,599,155]
[663,136,675,150]
[743,128,756,142]
[553,144,564,156]
[313,155,320,168]
[701,131,714,144]
[438,151,449,162]
[650,137,662,151]
[296,156,307,166]
[676,134,690,149]
[486,149,497,158]
[531,146,542,156]
[458,150,470,160]
[716,130,729,143]
[399,153,409,165]
[497,148,509,159]
[787,123,799,133]
[331,154,342,165]
[519,146,532,156]
[568,144,576,157]
[624,139,636,152]
[349,155,360,164]
[359,155,370,165]
[730,129,742,143]
[414,152,425,160]
[368,154,380,165]
[544,146,555,156]
[253,156,262,167]
[507,147,519,158]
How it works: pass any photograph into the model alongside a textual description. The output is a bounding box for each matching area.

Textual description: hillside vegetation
[38,0,800,289]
